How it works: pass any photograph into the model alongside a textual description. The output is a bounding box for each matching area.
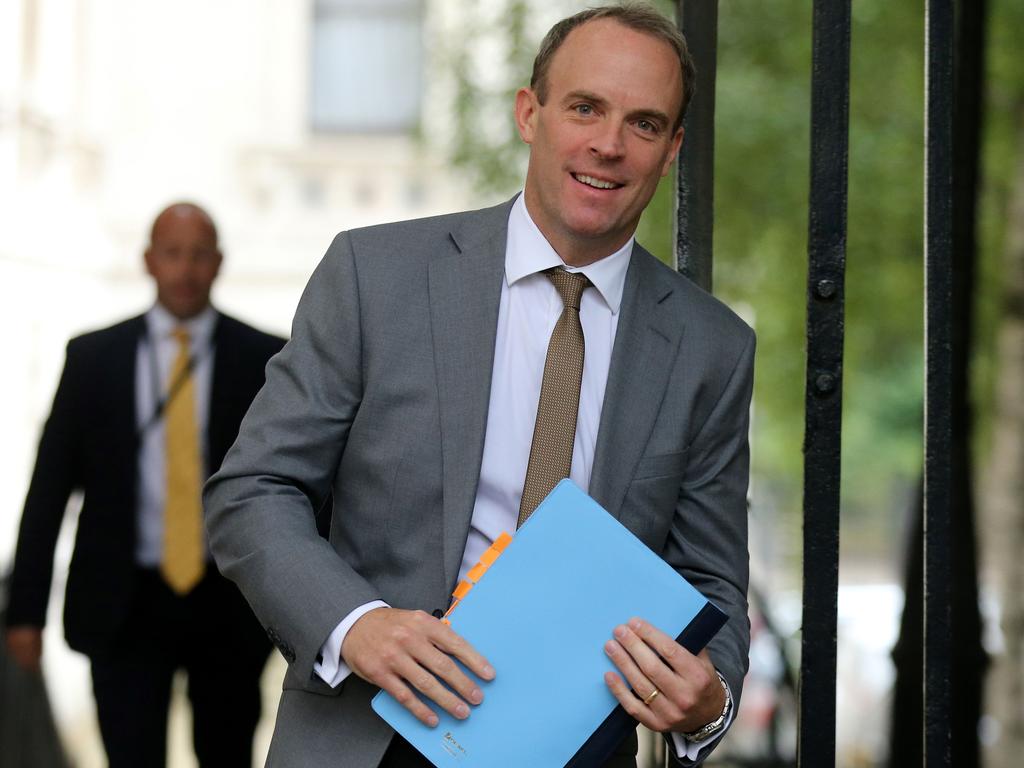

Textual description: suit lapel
[429,205,511,590]
[108,316,145,482]
[590,248,684,517]
[208,313,232,468]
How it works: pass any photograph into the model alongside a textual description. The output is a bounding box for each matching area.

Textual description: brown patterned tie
[161,327,205,594]
[517,268,591,527]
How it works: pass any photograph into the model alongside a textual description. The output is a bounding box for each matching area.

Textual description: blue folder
[371,479,727,767]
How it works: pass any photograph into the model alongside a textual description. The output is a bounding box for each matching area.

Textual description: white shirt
[134,303,216,565]
[459,193,629,578]
[314,197,728,760]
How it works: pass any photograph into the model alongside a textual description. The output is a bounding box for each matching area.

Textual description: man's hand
[341,607,494,727]
[5,626,43,672]
[604,618,725,734]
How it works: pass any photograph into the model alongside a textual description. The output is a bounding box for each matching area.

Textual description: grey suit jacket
[205,197,755,767]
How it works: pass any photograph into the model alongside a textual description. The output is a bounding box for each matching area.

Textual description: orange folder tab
[442,532,513,623]
[466,562,487,584]
[453,580,472,601]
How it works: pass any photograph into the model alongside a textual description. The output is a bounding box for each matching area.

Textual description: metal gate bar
[676,0,719,291]
[799,1,851,765]
[924,0,954,764]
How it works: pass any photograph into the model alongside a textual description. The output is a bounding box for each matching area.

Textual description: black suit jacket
[5,311,285,656]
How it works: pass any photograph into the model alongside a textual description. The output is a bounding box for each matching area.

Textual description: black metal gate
[673,1,967,765]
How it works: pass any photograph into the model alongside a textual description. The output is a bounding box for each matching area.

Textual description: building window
[311,0,424,133]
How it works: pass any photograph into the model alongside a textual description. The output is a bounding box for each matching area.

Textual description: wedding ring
[642,687,661,706]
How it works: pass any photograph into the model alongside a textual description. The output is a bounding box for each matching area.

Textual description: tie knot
[172,327,191,348]
[545,268,590,311]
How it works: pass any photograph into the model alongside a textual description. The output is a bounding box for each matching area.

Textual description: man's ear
[661,126,685,177]
[514,87,540,144]
[143,248,156,278]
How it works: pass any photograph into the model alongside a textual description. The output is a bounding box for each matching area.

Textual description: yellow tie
[161,327,205,594]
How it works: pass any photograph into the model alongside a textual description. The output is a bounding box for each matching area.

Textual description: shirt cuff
[669,675,735,762]
[312,600,389,688]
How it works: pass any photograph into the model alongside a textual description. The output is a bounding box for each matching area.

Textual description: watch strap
[682,670,732,743]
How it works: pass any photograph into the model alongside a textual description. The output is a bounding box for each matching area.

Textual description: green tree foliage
[715,0,926,552]
[976,0,1024,455]
[975,3,1024,761]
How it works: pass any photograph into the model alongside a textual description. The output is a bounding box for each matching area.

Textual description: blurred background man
[4,203,285,767]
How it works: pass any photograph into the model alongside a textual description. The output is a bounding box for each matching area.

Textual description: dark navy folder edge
[564,601,728,768]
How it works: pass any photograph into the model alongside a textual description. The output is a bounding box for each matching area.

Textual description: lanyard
[137,330,210,436]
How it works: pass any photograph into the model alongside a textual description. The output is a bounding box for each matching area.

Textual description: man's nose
[589,122,626,160]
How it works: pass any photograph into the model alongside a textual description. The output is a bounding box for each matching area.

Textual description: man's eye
[637,119,657,133]
[575,104,594,115]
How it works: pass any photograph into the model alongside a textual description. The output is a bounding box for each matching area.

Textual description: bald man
[4,203,285,767]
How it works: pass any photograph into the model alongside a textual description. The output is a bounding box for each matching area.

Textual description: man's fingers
[604,636,654,694]
[419,644,485,707]
[405,612,492,705]
[380,674,441,728]
[625,617,696,676]
[342,608,493,726]
[607,619,724,733]
[395,652,478,721]
[605,635,683,721]
[603,670,668,731]
[430,623,495,684]
[608,623,685,701]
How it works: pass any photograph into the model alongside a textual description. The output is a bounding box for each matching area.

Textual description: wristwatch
[682,671,732,743]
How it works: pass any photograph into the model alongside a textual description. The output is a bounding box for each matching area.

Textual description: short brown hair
[529,3,696,129]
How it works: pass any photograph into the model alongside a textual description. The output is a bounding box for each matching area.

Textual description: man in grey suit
[206,5,754,767]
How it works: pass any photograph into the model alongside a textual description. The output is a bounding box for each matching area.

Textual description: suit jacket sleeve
[204,232,379,691]
[6,341,84,628]
[665,327,755,765]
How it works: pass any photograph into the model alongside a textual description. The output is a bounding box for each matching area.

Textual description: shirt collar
[146,303,218,347]
[505,193,632,315]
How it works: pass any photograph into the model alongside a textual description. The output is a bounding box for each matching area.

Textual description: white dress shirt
[134,303,216,566]
[314,197,728,760]
[459,194,629,578]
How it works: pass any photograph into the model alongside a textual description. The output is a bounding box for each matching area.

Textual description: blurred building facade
[0,0,486,763]
[0,0,484,575]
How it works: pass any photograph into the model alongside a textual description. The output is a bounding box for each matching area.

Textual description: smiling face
[515,18,684,266]
[144,204,222,320]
